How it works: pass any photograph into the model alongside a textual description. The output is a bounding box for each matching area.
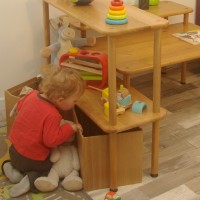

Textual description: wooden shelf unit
[87,23,200,75]
[42,0,168,190]
[85,1,199,85]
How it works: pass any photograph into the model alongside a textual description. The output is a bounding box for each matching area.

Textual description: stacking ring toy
[105,18,128,25]
[109,9,126,15]
[109,5,124,10]
[107,13,127,20]
[132,100,147,113]
[111,0,123,6]
[106,0,128,25]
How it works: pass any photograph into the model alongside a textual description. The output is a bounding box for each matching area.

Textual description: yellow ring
[107,13,127,20]
[108,9,126,15]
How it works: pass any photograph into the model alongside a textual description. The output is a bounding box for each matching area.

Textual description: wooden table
[148,1,193,24]
[42,0,168,190]
[87,1,199,86]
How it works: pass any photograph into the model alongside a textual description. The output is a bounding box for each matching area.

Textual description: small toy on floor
[104,191,121,200]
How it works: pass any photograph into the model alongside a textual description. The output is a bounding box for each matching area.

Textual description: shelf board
[76,86,166,133]
[43,0,168,36]
[148,1,193,18]
[85,23,200,75]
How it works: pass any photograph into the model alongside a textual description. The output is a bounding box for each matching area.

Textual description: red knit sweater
[9,90,74,161]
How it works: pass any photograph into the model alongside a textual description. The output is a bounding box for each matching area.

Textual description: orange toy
[104,191,121,200]
[109,5,124,10]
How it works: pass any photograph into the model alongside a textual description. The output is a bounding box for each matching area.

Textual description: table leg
[80,23,87,38]
[151,120,160,177]
[109,132,118,191]
[153,29,161,112]
[151,29,161,176]
[123,74,131,89]
[184,13,189,25]
[161,67,167,74]
[107,36,117,125]
[181,62,187,84]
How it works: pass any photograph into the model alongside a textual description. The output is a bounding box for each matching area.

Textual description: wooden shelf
[148,1,193,18]
[44,0,168,36]
[77,86,166,133]
[85,23,200,75]
[42,0,181,190]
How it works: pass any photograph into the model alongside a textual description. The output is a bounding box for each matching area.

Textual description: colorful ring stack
[105,0,128,25]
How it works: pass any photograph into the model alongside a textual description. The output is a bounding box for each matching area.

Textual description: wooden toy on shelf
[102,84,132,116]
[132,100,147,113]
[59,49,108,89]
[105,0,128,25]
[70,0,94,5]
[89,84,132,117]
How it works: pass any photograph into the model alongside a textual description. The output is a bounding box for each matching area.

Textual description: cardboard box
[4,75,74,133]
[75,107,143,191]
[4,77,40,133]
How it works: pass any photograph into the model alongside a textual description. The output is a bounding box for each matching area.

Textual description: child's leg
[1,160,23,183]
[8,145,52,193]
[9,175,30,197]
[27,171,41,193]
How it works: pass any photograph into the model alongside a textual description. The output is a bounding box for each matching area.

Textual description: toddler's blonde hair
[40,67,85,101]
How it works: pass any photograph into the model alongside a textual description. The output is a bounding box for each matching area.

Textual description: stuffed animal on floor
[34,133,83,192]
[40,16,96,64]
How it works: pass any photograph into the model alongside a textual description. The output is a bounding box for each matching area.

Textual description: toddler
[1,67,85,197]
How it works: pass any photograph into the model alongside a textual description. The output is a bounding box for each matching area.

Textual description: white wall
[0,0,196,112]
[0,0,43,96]
[0,1,63,97]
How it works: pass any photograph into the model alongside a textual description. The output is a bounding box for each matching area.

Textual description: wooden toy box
[75,107,143,191]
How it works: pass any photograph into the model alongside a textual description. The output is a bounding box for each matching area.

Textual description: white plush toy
[40,16,96,64]
[34,134,83,192]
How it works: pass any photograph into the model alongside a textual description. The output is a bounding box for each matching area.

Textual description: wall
[0,0,62,126]
[196,0,200,25]
[0,0,196,126]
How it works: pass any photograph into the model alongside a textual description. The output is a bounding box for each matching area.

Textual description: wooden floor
[88,60,200,200]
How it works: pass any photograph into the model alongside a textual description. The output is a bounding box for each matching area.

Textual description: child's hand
[60,120,83,132]
[71,123,83,133]
[60,119,74,126]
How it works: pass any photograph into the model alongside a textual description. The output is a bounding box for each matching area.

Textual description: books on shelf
[173,30,200,45]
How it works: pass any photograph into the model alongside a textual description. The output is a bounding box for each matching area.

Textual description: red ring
[111,0,123,6]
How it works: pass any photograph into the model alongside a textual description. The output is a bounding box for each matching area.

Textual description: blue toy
[132,100,147,113]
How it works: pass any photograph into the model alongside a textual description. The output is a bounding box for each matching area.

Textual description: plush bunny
[34,136,83,192]
[40,16,96,64]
